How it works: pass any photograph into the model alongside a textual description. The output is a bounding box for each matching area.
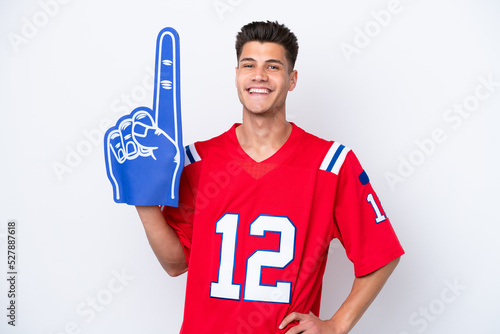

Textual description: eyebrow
[239,57,285,66]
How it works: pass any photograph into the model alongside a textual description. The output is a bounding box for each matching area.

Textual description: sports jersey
[162,123,404,333]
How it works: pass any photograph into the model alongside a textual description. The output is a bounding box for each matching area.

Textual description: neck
[235,112,292,162]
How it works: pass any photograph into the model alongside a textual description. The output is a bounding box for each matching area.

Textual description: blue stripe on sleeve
[185,145,195,164]
[326,144,345,172]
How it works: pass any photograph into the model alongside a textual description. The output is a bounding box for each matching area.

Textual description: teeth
[249,88,269,94]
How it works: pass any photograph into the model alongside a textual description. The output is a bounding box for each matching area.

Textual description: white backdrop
[1,0,499,333]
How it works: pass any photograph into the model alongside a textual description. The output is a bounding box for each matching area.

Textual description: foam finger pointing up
[152,27,181,140]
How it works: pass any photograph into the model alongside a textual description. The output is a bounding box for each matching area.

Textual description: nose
[253,65,268,82]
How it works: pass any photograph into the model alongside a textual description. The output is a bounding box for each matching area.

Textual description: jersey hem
[354,248,405,278]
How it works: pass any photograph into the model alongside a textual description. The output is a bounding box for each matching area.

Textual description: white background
[1,0,499,333]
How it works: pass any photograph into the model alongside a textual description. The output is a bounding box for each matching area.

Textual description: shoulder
[184,128,229,166]
[295,125,354,175]
[319,141,353,175]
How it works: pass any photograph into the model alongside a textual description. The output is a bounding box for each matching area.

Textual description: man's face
[235,41,297,117]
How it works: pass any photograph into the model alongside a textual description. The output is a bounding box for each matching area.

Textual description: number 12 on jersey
[210,213,296,304]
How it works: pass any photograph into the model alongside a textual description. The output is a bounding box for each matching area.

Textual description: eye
[268,65,280,70]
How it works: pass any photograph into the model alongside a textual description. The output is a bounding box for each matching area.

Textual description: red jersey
[163,123,404,333]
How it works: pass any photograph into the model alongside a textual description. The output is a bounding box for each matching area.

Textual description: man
[136,21,404,333]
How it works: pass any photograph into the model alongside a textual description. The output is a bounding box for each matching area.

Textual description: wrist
[135,205,163,225]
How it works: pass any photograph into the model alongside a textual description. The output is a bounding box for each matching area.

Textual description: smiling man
[234,39,297,163]
[136,21,404,334]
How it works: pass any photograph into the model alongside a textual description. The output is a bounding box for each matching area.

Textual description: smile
[248,88,271,94]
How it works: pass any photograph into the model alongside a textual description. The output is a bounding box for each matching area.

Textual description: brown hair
[235,21,299,71]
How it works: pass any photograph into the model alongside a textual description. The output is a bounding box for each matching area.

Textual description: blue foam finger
[104,28,184,207]
[154,28,182,136]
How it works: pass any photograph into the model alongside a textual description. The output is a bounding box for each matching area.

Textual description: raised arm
[281,257,401,334]
[136,205,188,277]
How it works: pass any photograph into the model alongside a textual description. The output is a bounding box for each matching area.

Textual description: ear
[288,70,298,91]
[235,66,239,87]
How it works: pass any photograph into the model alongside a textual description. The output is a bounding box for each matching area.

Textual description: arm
[280,257,400,334]
[136,205,188,277]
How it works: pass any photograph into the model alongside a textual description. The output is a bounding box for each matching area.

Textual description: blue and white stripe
[184,143,201,166]
[320,142,351,175]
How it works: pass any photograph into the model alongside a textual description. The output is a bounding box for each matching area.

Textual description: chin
[245,107,270,115]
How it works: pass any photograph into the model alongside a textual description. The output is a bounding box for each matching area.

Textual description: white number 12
[210,213,296,304]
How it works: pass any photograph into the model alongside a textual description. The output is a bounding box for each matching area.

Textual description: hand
[104,27,184,206]
[280,312,339,334]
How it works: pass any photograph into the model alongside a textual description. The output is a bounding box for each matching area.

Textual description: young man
[136,21,404,334]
